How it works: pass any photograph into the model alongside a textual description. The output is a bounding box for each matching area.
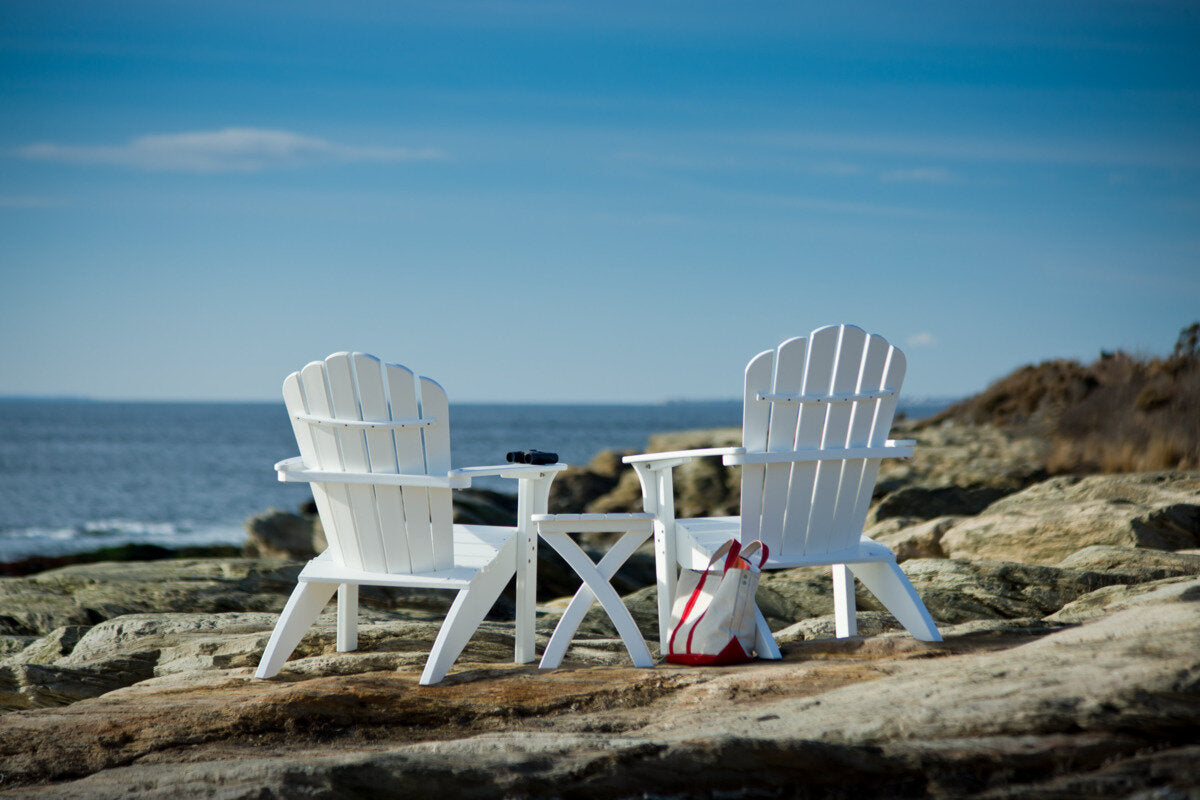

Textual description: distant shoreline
[0,396,967,410]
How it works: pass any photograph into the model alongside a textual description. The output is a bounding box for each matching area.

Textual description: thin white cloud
[0,196,64,208]
[15,128,444,172]
[906,332,937,347]
[733,190,944,220]
[880,167,956,184]
[751,130,1200,171]
[810,160,865,177]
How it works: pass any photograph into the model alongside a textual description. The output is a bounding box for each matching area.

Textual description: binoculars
[505,449,559,465]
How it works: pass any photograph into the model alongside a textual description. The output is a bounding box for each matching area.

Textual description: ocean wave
[0,520,246,562]
[80,519,184,537]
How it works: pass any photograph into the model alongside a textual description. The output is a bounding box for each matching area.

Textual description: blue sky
[2,1,1197,402]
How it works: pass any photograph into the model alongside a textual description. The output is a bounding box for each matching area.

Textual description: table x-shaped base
[534,513,656,670]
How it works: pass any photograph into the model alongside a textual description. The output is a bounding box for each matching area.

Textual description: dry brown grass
[925,324,1200,474]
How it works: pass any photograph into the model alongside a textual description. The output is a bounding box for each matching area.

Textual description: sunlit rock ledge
[1,424,1198,798]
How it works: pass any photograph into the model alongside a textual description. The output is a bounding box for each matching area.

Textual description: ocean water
[0,398,950,562]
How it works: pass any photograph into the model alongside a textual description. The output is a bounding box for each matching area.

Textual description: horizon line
[0,394,963,405]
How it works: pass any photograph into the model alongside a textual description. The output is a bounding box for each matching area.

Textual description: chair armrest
[622,446,745,467]
[275,457,472,488]
[722,440,915,466]
[448,463,569,481]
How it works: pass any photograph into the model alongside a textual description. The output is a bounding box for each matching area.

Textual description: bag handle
[738,540,770,570]
[702,538,743,575]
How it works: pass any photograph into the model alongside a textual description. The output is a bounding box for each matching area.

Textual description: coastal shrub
[928,323,1200,474]
[926,359,1097,427]
[1047,332,1200,473]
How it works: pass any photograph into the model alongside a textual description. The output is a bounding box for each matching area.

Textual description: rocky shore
[2,418,1199,798]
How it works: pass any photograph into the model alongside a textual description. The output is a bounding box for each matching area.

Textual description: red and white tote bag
[665,539,769,666]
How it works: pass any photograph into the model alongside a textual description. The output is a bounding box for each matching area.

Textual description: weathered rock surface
[757,556,1134,628]
[565,550,1170,643]
[4,535,1194,713]
[579,428,743,517]
[4,424,1199,798]
[242,509,322,560]
[939,471,1200,564]
[0,559,298,638]
[1057,543,1200,578]
[548,450,628,515]
[867,515,960,561]
[0,581,1195,799]
[866,484,1011,525]
[878,420,1052,492]
[1046,574,1200,624]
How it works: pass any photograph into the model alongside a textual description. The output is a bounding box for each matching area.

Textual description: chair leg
[514,474,554,665]
[514,524,537,665]
[256,580,339,678]
[832,564,858,638]
[849,561,942,642]
[753,604,782,660]
[337,583,358,652]
[653,520,677,654]
[419,558,515,685]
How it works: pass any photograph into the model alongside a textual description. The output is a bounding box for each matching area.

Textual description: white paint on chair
[805,325,867,556]
[779,326,837,558]
[325,352,389,572]
[757,337,807,556]
[297,360,364,570]
[353,353,411,574]
[258,352,565,685]
[738,348,775,548]
[419,375,455,571]
[622,325,941,659]
[385,361,433,574]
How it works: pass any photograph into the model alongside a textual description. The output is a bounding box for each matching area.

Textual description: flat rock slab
[6,546,1195,713]
[1,579,1197,799]
[940,471,1200,564]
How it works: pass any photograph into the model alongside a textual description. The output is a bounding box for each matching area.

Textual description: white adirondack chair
[624,325,941,658]
[255,352,565,685]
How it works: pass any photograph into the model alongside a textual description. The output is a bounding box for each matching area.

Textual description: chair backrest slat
[325,353,390,571]
[738,348,776,545]
[418,375,454,570]
[297,360,366,568]
[384,361,434,572]
[282,353,455,574]
[740,326,906,559]
[757,337,809,555]
[846,343,906,535]
[353,353,412,573]
[283,370,349,566]
[802,325,868,554]
[778,326,839,556]
[828,334,892,543]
